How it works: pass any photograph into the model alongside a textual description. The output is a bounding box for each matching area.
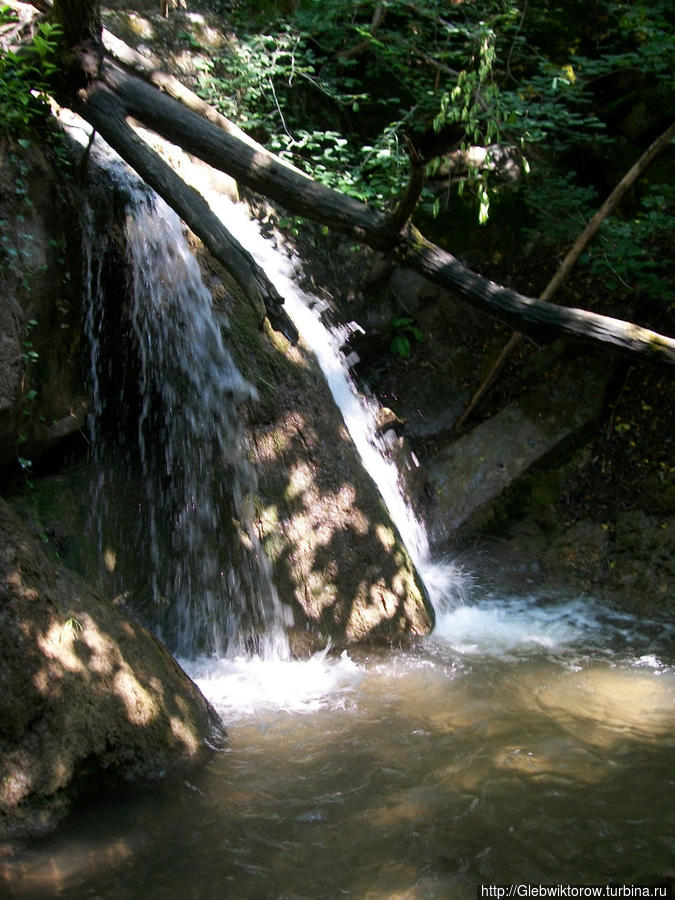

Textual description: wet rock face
[218,261,435,649]
[0,499,225,839]
[0,143,88,469]
[600,510,673,613]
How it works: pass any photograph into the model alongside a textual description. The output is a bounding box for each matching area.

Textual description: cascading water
[175,172,468,614]
[80,150,289,658]
[77,111,464,665]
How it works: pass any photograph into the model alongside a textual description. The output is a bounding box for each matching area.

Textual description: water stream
[186,186,467,613]
[3,602,673,897]
[2,123,672,897]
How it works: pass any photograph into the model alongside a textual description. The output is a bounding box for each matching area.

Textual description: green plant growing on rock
[390,316,423,359]
[14,316,41,483]
[60,616,83,642]
[0,10,62,139]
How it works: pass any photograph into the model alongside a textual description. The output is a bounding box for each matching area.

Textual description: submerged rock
[0,499,225,839]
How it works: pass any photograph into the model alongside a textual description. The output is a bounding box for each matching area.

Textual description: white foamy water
[433,594,607,653]
[64,111,289,657]
[432,594,674,662]
[182,594,672,729]
[182,649,363,719]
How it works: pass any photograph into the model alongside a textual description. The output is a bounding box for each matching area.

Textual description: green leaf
[390,335,411,358]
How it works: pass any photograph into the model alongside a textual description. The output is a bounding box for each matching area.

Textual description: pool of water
[2,594,673,899]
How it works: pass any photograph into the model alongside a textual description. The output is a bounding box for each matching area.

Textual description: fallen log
[396,223,675,366]
[65,45,675,368]
[75,80,299,344]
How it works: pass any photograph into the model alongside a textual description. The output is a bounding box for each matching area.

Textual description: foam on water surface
[182,649,363,720]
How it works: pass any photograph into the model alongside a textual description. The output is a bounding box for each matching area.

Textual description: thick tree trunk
[97,61,383,241]
[52,0,101,47]
[63,45,675,368]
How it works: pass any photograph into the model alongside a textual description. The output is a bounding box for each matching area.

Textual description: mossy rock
[0,498,225,839]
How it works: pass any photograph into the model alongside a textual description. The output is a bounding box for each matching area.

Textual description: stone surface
[0,142,88,468]
[218,258,435,647]
[1,135,434,656]
[0,498,225,838]
[465,511,674,618]
[425,359,609,538]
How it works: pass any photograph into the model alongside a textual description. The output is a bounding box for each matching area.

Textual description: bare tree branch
[383,139,426,235]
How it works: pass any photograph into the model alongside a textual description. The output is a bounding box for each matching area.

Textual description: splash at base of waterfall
[183,593,673,722]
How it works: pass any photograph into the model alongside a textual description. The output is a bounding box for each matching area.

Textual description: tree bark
[61,39,675,368]
[52,0,101,47]
[394,224,674,365]
[97,60,384,241]
[73,81,298,343]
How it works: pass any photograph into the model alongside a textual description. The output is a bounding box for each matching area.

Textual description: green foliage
[523,175,674,306]
[581,184,675,305]
[0,151,36,276]
[21,317,39,366]
[0,9,62,139]
[194,20,409,206]
[389,316,423,359]
[522,171,599,247]
[194,0,674,315]
[204,0,670,232]
[568,0,675,92]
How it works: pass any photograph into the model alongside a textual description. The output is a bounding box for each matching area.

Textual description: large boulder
[0,498,225,838]
[1,138,434,658]
[424,357,609,539]
[2,125,433,663]
[194,250,436,648]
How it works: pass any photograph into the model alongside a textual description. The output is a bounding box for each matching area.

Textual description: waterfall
[176,176,467,612]
[81,155,289,658]
[72,106,464,662]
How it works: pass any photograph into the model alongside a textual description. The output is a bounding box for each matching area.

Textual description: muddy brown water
[2,595,673,899]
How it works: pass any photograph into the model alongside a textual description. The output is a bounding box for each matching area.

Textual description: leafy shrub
[201,0,665,229]
[0,9,62,139]
[582,184,675,305]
